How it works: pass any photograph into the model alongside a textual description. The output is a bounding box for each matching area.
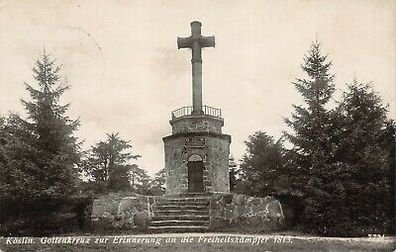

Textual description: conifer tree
[0,52,81,198]
[81,133,141,193]
[21,52,81,197]
[284,42,394,235]
[148,168,166,195]
[284,41,338,233]
[284,40,335,167]
[0,114,41,198]
[334,80,394,234]
[239,131,285,197]
[129,164,151,194]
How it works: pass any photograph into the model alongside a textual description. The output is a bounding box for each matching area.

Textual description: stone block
[163,131,231,194]
[208,193,284,233]
[91,193,150,230]
[134,211,150,228]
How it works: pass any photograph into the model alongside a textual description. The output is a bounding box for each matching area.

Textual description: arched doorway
[187,154,204,192]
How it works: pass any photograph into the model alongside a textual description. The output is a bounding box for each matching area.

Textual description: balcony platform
[171,105,222,120]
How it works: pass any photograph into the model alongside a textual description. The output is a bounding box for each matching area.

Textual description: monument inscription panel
[185,136,205,148]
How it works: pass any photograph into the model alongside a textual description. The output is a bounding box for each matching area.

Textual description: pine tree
[334,80,394,234]
[239,131,285,197]
[2,52,81,198]
[284,42,394,234]
[284,41,338,233]
[129,164,151,194]
[81,133,140,193]
[284,40,335,166]
[149,168,166,195]
[0,114,40,198]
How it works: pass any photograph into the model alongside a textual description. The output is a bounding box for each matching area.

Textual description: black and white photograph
[0,0,395,251]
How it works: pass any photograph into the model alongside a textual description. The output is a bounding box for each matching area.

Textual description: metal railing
[172,105,222,119]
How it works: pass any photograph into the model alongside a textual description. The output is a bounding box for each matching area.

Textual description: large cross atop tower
[164,22,230,195]
[177,21,215,114]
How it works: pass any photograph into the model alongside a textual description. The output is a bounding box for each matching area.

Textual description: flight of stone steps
[148,195,210,232]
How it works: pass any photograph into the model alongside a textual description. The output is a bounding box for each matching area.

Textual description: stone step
[150,220,209,227]
[158,195,210,200]
[149,196,211,232]
[165,193,208,197]
[147,225,208,233]
[152,214,209,221]
[154,209,209,215]
[155,200,210,206]
[155,199,210,205]
[155,204,208,210]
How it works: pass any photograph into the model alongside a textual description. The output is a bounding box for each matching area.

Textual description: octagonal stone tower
[163,21,231,195]
[163,107,231,195]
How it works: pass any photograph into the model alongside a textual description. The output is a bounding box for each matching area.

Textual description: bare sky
[0,0,395,176]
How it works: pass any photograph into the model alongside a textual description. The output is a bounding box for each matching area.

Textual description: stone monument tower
[163,21,231,195]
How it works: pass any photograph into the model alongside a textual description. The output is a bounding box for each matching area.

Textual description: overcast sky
[1,0,395,176]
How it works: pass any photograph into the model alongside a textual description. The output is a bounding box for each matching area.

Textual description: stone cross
[177,21,215,114]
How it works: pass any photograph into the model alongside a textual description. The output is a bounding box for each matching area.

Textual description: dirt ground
[1,233,395,252]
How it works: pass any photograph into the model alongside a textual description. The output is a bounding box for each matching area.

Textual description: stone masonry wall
[170,116,224,134]
[209,193,284,233]
[205,136,230,192]
[91,193,285,233]
[163,133,230,194]
[91,193,152,231]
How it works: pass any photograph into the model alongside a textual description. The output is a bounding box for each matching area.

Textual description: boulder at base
[91,192,284,233]
[209,193,284,232]
[91,193,152,231]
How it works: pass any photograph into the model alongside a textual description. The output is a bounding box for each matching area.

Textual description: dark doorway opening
[187,161,204,192]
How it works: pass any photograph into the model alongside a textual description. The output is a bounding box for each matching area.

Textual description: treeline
[0,52,166,235]
[0,52,165,201]
[79,133,166,196]
[233,41,395,236]
[0,44,394,237]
